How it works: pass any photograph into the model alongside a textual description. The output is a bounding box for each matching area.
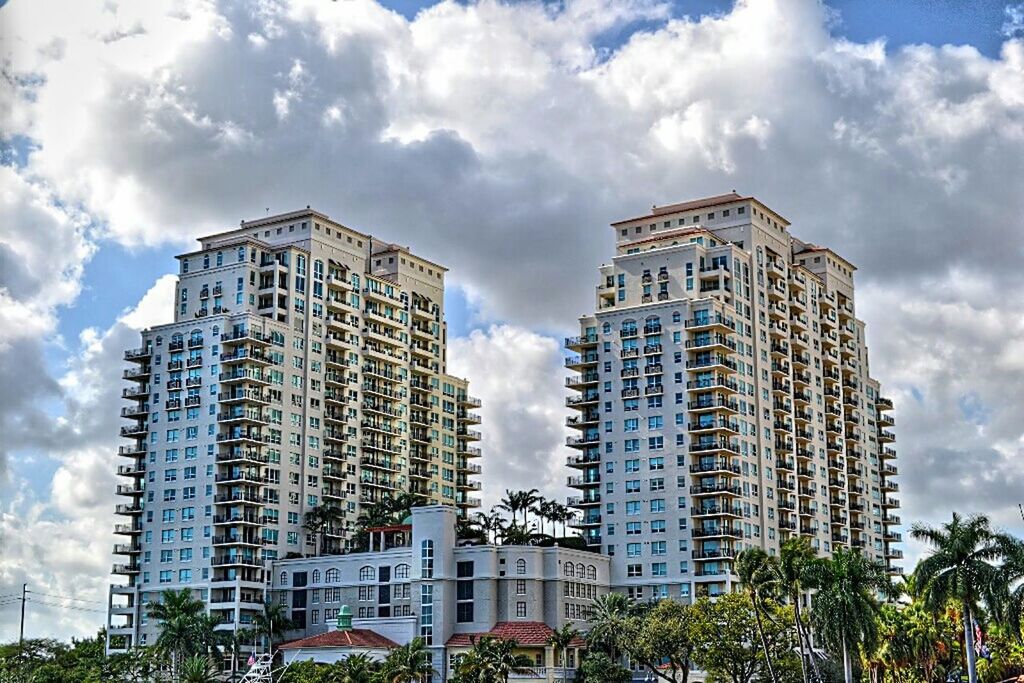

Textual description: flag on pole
[247,653,255,667]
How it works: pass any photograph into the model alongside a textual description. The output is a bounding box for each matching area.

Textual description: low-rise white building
[270,505,609,681]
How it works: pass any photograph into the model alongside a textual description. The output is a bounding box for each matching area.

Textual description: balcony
[124,347,151,362]
[122,367,151,382]
[564,334,598,350]
[221,329,271,346]
[120,423,149,438]
[684,314,735,332]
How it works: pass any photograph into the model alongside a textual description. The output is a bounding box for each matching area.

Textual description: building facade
[565,193,901,601]
[270,505,608,681]
[108,209,483,653]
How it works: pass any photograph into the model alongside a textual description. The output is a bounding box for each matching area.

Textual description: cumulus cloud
[448,325,572,511]
[1,0,1023,638]
[0,276,174,639]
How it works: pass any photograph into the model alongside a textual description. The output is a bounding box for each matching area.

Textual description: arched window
[280,571,289,586]
[602,322,611,334]
[325,568,340,583]
[312,569,321,584]
[516,558,527,575]
[170,333,183,347]
[586,565,597,581]
[359,566,375,582]
[190,329,203,344]
[672,311,681,324]
[395,564,410,580]
[577,563,585,578]
[155,336,163,346]
[212,325,219,336]
[564,563,575,578]
[645,315,660,325]
[621,319,636,332]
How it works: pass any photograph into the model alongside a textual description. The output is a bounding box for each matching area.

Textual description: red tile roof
[279,628,398,650]
[446,622,585,647]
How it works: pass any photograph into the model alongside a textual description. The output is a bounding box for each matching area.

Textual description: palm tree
[587,592,633,661]
[451,636,535,682]
[777,537,821,683]
[246,600,296,656]
[911,513,1007,683]
[736,548,782,683]
[498,489,540,527]
[146,589,215,679]
[547,623,578,683]
[378,637,436,682]
[325,653,378,682]
[180,655,220,683]
[472,510,506,544]
[303,505,346,555]
[990,535,1024,640]
[809,547,890,683]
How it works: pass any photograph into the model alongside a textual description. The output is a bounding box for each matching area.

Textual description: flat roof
[611,192,790,226]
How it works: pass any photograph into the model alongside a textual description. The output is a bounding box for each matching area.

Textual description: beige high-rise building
[566,193,901,601]
[107,209,482,652]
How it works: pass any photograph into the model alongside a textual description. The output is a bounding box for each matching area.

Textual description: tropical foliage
[448,636,535,683]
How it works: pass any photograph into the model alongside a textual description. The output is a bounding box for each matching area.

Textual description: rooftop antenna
[265,207,270,214]
[1018,503,1023,523]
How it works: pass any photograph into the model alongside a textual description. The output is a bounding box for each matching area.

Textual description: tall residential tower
[107,209,482,652]
[566,193,901,601]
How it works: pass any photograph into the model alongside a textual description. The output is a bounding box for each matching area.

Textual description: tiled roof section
[611,193,749,226]
[279,628,398,650]
[446,622,585,647]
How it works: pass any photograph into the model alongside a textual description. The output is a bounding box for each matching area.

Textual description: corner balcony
[115,484,144,497]
[124,347,151,363]
[221,329,272,346]
[122,367,151,382]
[567,475,600,488]
[119,423,149,438]
[112,563,141,575]
[566,372,600,389]
[117,444,147,458]
[114,503,143,516]
[564,334,598,351]
[566,434,600,449]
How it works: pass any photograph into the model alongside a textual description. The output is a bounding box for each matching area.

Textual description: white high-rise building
[565,193,901,601]
[107,209,482,652]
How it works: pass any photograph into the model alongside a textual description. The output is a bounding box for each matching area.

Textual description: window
[516,602,527,618]
[325,568,340,583]
[395,564,410,579]
[280,572,289,586]
[516,558,526,575]
[421,540,434,578]
[516,579,526,595]
[359,566,375,582]
[312,569,321,584]
[420,584,433,645]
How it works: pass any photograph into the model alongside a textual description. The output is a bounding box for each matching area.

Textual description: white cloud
[0,275,177,640]
[448,325,571,511]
